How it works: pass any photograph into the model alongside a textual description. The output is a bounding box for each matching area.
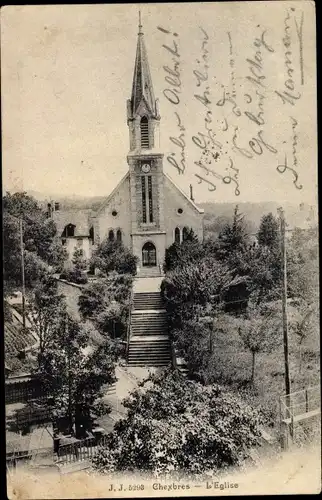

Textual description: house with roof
[51,20,204,276]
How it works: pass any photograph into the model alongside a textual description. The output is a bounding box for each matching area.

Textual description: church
[51,20,204,277]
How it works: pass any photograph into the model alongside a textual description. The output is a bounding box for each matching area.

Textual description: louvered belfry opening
[140,116,149,148]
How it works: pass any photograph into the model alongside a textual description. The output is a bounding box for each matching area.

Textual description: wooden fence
[280,385,321,449]
[56,435,109,465]
[5,375,47,404]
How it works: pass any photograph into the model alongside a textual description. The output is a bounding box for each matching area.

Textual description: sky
[1,2,317,205]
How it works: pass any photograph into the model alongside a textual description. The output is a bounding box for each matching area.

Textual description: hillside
[25,190,317,234]
[200,201,317,235]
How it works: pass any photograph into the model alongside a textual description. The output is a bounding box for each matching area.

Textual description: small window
[112,210,118,217]
[62,239,67,246]
[177,208,183,215]
[77,239,83,248]
[174,227,180,244]
[116,229,122,242]
[108,230,115,241]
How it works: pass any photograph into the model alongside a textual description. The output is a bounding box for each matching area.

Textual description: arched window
[89,226,94,243]
[61,223,76,238]
[108,230,115,241]
[174,227,180,244]
[182,227,189,241]
[140,116,149,148]
[116,229,122,242]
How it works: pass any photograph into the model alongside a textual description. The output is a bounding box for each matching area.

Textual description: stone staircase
[127,291,171,367]
[137,266,163,278]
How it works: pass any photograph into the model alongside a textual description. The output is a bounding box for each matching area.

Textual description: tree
[164,229,204,272]
[161,258,231,330]
[41,313,118,436]
[27,273,67,370]
[92,370,262,477]
[217,205,249,257]
[257,213,280,250]
[237,304,281,384]
[90,239,137,276]
[78,274,133,339]
[60,248,88,284]
[3,192,67,290]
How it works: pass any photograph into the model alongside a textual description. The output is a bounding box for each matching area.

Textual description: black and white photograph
[2,2,320,497]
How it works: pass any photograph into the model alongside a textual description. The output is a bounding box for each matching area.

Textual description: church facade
[52,22,204,276]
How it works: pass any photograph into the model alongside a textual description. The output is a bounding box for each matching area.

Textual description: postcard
[2,2,320,498]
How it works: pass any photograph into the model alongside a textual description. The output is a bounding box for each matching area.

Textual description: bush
[60,268,88,285]
[92,370,263,478]
[78,274,133,338]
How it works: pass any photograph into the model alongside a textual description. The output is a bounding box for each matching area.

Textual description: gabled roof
[94,171,130,215]
[52,209,92,237]
[164,172,204,214]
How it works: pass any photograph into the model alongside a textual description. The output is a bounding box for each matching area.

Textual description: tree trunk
[298,342,302,375]
[251,351,256,384]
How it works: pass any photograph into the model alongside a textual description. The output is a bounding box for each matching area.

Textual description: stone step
[132,311,166,317]
[131,327,168,333]
[128,355,171,361]
[127,361,170,366]
[133,301,164,312]
[131,319,167,324]
[129,342,170,348]
[130,334,169,341]
[128,350,170,356]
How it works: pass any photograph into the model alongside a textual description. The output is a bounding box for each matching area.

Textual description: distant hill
[23,190,317,235]
[200,201,317,236]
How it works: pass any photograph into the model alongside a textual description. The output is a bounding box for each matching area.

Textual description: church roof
[130,20,156,117]
[52,209,92,237]
[94,171,130,215]
[164,172,205,214]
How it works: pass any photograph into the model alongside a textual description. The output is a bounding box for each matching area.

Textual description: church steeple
[128,13,158,119]
[127,13,161,152]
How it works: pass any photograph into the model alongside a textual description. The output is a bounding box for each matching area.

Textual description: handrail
[125,285,134,361]
[280,385,320,420]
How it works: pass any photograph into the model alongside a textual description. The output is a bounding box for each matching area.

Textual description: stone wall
[96,175,132,248]
[163,175,204,247]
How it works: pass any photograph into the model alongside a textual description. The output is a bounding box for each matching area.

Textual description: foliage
[78,273,133,338]
[3,192,67,290]
[60,248,88,284]
[26,273,67,370]
[237,303,281,383]
[217,205,249,258]
[286,226,319,302]
[90,239,137,276]
[161,258,231,330]
[41,313,118,436]
[92,370,262,477]
[257,213,280,250]
[163,229,203,272]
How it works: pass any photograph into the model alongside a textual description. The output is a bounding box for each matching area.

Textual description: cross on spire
[138,10,143,35]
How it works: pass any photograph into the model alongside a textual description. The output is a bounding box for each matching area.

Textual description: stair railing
[125,286,134,362]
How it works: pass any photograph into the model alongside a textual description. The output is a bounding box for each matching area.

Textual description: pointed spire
[130,14,156,117]
[138,10,143,35]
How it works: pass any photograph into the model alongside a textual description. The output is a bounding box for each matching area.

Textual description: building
[52,20,204,276]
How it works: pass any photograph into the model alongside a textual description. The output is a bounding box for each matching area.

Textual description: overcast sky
[1,2,317,205]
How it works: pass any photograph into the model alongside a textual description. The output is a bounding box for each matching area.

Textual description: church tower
[127,16,166,272]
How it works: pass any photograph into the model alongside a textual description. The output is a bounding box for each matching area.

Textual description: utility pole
[66,315,73,436]
[278,208,291,415]
[20,218,26,328]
